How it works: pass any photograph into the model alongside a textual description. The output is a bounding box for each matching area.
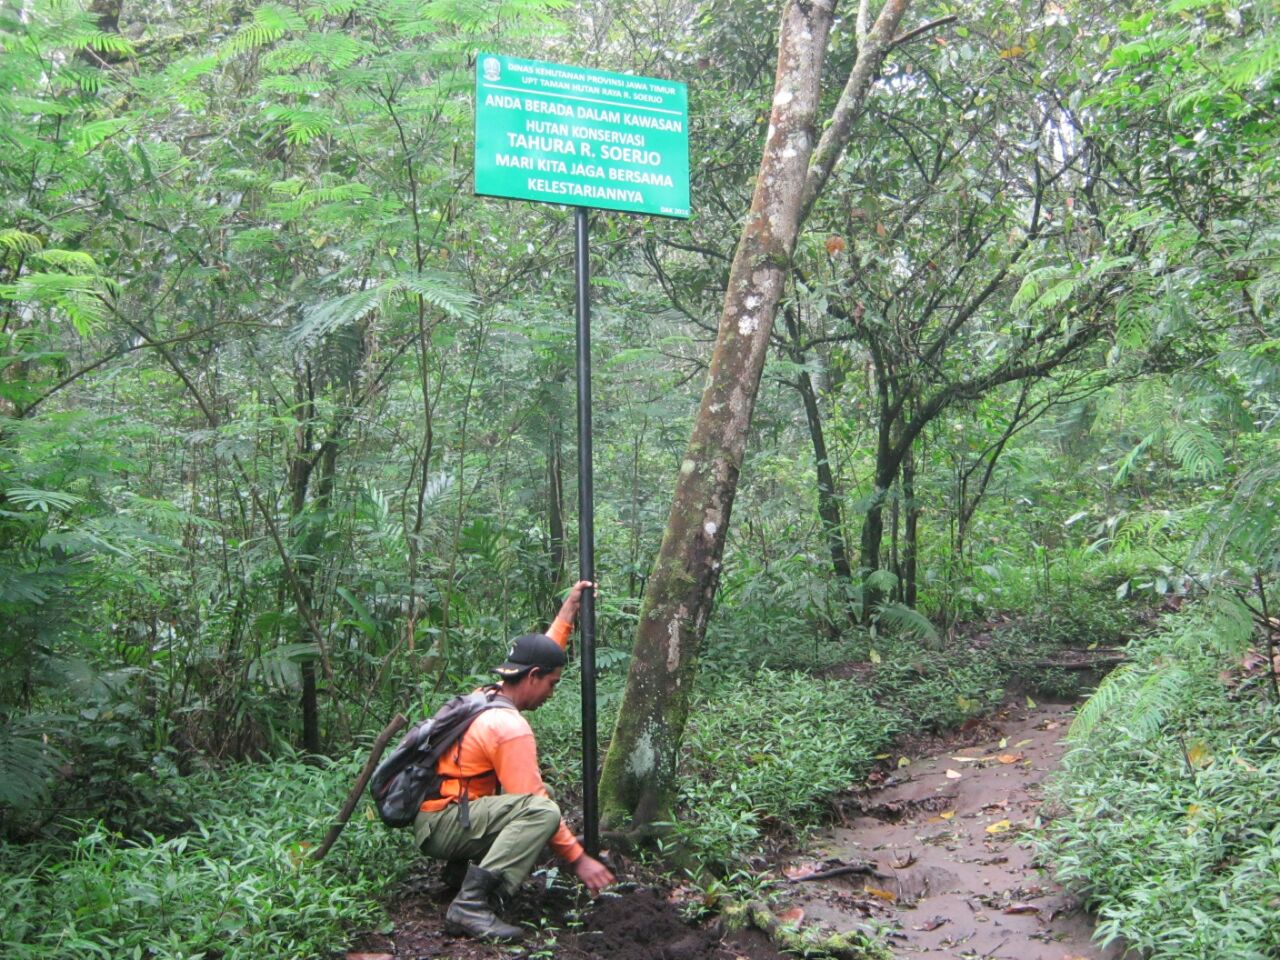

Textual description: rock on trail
[779,700,1125,959]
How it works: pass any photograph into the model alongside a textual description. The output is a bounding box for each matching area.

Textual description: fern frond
[221,3,305,59]
[1168,421,1224,479]
[0,229,43,256]
[873,600,939,642]
[0,723,63,810]
[261,32,374,71]
[258,75,334,96]
[396,271,478,322]
[1069,660,1142,741]
[1011,264,1070,314]
[261,104,335,144]
[288,282,386,347]
[1112,433,1155,485]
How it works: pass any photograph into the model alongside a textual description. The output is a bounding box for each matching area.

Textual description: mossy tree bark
[598,0,914,828]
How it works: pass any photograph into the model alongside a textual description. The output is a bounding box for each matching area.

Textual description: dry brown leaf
[1014,738,1034,748]
[783,862,820,880]
[777,907,805,924]
[864,885,897,902]
[1003,903,1040,915]
[997,754,1024,764]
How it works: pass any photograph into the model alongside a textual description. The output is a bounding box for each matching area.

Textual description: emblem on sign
[482,56,501,82]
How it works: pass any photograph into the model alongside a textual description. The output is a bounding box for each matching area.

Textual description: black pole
[574,205,599,856]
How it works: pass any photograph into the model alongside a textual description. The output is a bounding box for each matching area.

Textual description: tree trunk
[786,312,852,586]
[903,442,918,607]
[598,0,912,829]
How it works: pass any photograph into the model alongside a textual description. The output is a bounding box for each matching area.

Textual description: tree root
[720,900,892,960]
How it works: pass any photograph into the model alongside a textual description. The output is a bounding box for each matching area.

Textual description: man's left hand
[556,579,596,626]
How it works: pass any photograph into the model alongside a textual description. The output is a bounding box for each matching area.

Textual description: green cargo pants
[413,793,561,895]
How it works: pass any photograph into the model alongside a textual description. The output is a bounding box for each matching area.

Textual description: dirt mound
[555,887,717,959]
[348,874,787,960]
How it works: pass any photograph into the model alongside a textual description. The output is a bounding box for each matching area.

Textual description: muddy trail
[347,699,1115,960]
[776,698,1123,958]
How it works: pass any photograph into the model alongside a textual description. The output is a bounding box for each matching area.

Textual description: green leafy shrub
[867,638,1006,732]
[0,750,407,960]
[671,671,897,866]
[1039,600,1280,959]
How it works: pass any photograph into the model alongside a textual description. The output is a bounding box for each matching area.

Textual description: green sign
[475,53,690,219]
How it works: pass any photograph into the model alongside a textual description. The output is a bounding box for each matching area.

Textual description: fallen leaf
[864,885,897,902]
[1186,741,1212,767]
[869,647,882,664]
[783,862,821,880]
[997,754,1024,764]
[951,755,981,762]
[873,753,891,760]
[824,235,846,255]
[1046,721,1059,730]
[998,737,1008,749]
[1026,695,1038,708]
[1014,738,1034,749]
[985,819,1012,834]
[939,810,956,820]
[777,907,805,924]
[1003,903,1040,915]
[945,768,963,779]
[917,916,948,931]
[898,756,911,768]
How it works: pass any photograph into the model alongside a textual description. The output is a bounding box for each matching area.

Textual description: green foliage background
[1,0,1278,956]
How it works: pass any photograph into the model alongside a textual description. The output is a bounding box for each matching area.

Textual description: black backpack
[369,689,515,828]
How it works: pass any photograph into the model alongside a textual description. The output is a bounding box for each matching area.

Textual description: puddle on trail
[776,700,1125,959]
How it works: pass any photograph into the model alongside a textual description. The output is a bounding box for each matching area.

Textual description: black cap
[494,633,567,678]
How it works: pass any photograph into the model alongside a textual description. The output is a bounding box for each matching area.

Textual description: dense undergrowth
[0,578,1139,959]
[1040,599,1280,960]
[0,753,405,959]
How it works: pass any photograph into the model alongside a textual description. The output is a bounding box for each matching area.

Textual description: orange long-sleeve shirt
[421,617,583,864]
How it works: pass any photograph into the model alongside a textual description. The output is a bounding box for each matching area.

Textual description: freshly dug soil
[346,871,787,960]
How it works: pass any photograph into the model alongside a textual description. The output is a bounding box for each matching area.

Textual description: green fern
[873,600,939,643]
[1168,421,1224,479]
[221,3,305,59]
[0,722,63,810]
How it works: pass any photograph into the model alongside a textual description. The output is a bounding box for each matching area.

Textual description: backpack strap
[448,692,516,829]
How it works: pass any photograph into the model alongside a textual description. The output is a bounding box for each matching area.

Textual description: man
[414,580,615,941]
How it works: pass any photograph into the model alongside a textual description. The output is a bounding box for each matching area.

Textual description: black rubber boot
[439,859,468,893]
[444,864,523,941]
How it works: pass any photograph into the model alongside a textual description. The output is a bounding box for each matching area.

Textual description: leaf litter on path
[776,699,1127,959]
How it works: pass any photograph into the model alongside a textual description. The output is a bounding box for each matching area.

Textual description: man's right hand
[570,853,615,894]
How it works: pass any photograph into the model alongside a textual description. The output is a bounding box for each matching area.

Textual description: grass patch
[0,751,406,959]
[1038,599,1280,959]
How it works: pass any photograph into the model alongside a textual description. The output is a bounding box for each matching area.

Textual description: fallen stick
[311,713,408,862]
[791,862,885,882]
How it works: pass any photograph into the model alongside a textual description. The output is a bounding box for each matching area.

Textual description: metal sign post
[473,51,689,858]
[574,207,599,856]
